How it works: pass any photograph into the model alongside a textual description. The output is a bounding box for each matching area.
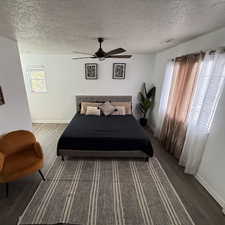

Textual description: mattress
[57,113,153,157]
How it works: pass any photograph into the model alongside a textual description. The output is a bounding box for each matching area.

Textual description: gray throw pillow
[98,101,116,116]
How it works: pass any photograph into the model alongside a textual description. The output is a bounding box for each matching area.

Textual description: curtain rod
[171,46,225,61]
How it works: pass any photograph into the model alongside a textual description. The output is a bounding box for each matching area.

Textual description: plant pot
[140,118,147,127]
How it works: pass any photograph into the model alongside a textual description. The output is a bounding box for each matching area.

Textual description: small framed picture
[113,63,126,79]
[0,86,5,105]
[85,63,98,80]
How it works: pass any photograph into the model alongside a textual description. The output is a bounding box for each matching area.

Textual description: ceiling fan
[72,38,132,60]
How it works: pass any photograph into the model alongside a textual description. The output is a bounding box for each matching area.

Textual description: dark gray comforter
[57,114,153,156]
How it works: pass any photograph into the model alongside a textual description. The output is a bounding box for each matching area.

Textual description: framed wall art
[113,63,126,79]
[85,63,98,80]
[0,86,5,105]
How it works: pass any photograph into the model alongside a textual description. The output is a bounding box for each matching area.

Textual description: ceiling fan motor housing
[95,48,106,58]
[95,37,106,58]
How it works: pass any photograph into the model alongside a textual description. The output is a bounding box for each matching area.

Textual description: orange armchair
[0,130,45,197]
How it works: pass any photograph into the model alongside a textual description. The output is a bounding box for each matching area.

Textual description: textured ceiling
[0,0,225,54]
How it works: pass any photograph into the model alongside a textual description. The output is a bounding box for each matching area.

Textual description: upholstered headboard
[76,95,132,112]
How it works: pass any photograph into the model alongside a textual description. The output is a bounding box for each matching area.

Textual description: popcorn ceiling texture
[0,0,225,54]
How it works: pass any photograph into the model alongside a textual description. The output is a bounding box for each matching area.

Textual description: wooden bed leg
[61,155,64,161]
[145,157,149,162]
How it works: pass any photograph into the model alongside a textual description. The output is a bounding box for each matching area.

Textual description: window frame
[28,66,48,93]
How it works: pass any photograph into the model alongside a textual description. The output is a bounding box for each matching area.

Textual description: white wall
[152,27,225,211]
[0,36,32,135]
[20,54,155,123]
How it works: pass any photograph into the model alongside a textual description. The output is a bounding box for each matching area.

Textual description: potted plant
[138,83,156,127]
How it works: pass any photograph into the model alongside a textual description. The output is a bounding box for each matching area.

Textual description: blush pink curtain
[160,53,204,159]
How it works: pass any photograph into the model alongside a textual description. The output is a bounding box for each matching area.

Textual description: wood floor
[0,123,225,225]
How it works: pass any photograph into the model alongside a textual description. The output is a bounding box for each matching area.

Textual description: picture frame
[113,63,126,79]
[0,86,5,105]
[85,63,98,80]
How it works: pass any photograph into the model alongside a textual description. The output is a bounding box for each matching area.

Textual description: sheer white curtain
[179,50,225,174]
[156,60,175,137]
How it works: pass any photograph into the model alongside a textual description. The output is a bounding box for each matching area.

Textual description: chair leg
[38,170,46,181]
[6,183,8,197]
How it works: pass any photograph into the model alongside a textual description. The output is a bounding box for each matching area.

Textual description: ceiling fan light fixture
[72,37,132,60]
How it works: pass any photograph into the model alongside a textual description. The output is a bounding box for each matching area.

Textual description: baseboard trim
[196,174,225,214]
[32,120,70,124]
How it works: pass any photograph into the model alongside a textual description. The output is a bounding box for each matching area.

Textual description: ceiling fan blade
[106,55,132,58]
[72,51,93,56]
[105,48,126,56]
[72,57,96,59]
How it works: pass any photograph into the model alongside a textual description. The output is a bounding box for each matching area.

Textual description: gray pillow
[98,101,116,116]
[112,106,126,115]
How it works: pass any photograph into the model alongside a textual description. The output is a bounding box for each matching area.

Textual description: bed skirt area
[58,149,150,160]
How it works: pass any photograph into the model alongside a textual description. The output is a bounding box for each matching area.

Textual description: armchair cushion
[33,142,43,159]
[0,149,43,183]
[0,130,44,183]
[2,149,42,176]
[0,152,5,171]
[0,130,36,157]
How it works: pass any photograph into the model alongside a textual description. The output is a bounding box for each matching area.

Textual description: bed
[57,96,153,160]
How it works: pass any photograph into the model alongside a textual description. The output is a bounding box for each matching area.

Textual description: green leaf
[139,92,146,104]
[138,83,156,116]
[147,86,156,99]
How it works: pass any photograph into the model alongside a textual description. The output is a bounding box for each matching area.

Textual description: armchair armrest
[33,142,44,159]
[0,152,5,172]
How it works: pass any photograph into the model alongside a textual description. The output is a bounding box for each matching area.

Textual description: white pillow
[112,106,126,115]
[86,106,101,116]
[80,102,101,114]
[86,106,98,110]
[98,101,116,116]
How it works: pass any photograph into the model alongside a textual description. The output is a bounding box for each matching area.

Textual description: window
[159,50,225,174]
[29,67,47,93]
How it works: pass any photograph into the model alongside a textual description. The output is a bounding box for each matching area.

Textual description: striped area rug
[19,158,195,225]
